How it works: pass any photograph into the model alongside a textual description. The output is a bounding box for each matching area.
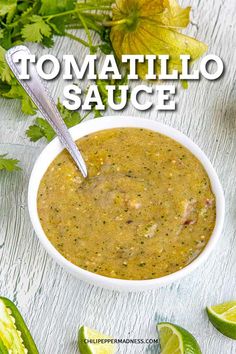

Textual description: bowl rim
[28,116,225,292]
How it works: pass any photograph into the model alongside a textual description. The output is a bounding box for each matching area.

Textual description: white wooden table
[0,1,236,353]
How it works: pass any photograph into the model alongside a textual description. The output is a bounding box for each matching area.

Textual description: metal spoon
[5,45,88,178]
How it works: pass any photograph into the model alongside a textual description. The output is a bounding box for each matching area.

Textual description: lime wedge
[207,301,236,339]
[157,322,202,354]
[78,326,116,354]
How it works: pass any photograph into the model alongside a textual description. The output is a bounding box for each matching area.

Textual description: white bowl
[28,116,225,292]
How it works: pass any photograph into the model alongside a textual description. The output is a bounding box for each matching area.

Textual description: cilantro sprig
[0,154,21,172]
[0,0,114,170]
[0,0,113,115]
[26,100,87,142]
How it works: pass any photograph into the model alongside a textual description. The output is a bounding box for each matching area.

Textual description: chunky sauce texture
[38,128,216,280]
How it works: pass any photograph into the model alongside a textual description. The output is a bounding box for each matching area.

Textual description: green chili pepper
[0,297,39,353]
[0,337,9,354]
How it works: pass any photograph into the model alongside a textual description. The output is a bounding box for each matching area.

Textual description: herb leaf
[26,101,82,142]
[0,0,113,116]
[26,118,55,142]
[57,100,82,127]
[0,0,17,19]
[40,0,75,15]
[21,15,52,43]
[2,83,37,115]
[0,46,13,83]
[0,154,20,172]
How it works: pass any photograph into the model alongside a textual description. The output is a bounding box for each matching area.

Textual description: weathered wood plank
[0,0,236,353]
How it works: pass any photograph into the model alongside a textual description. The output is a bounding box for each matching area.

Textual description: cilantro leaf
[2,83,37,115]
[41,35,55,48]
[0,80,11,95]
[0,0,115,118]
[57,100,82,127]
[0,46,13,83]
[40,0,76,16]
[47,18,66,36]
[25,125,44,142]
[21,90,37,115]
[0,0,17,19]
[26,118,55,142]
[0,154,20,172]
[26,101,82,142]
[64,112,82,128]
[0,28,13,50]
[21,15,52,43]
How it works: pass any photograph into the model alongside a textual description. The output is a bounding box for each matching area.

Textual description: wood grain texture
[0,1,236,353]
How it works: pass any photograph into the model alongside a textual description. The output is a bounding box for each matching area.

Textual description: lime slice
[157,322,202,354]
[207,301,236,339]
[78,326,116,354]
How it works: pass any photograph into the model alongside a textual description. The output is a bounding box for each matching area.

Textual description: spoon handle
[5,45,87,178]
